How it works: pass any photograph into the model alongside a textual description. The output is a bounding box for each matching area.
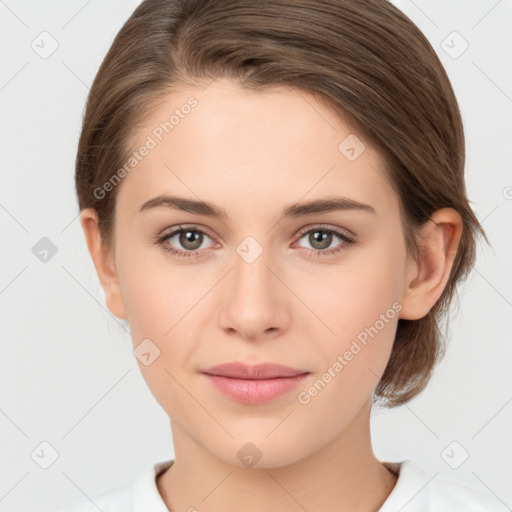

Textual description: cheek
[116,244,210,383]
[296,243,405,340]
[293,238,405,389]
[118,255,204,418]
[295,280,401,430]
[116,241,200,338]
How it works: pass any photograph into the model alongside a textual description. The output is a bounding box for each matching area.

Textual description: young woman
[60,0,504,510]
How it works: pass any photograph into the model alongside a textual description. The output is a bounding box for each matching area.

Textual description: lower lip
[203,373,309,404]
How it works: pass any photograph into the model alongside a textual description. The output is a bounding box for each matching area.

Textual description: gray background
[1,1,511,510]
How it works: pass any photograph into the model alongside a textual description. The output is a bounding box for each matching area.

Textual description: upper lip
[202,362,309,379]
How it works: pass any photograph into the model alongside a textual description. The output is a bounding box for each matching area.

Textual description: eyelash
[154,224,356,259]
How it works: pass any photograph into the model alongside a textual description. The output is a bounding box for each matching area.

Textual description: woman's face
[102,78,418,467]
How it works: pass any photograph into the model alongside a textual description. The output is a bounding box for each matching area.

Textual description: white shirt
[59,459,507,512]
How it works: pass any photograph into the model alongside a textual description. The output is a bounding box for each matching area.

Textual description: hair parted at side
[75,0,488,407]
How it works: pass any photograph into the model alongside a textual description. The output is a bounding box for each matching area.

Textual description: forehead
[119,79,398,219]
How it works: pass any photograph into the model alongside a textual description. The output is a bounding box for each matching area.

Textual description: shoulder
[379,460,508,512]
[58,460,173,512]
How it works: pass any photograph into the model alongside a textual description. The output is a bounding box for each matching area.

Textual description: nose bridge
[217,235,288,338]
[231,236,276,303]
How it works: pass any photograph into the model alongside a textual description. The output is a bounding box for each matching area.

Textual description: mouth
[201,362,310,404]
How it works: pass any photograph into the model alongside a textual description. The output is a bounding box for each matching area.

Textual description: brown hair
[75,0,488,407]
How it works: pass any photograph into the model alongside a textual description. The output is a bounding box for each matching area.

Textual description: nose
[217,244,291,342]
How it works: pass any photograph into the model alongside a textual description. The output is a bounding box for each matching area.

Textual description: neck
[157,399,397,512]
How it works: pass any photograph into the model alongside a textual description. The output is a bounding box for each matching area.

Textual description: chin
[205,431,310,470]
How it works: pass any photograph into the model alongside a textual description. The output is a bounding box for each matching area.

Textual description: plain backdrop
[1,1,511,511]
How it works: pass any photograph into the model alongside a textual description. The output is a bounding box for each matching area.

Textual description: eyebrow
[138,194,377,219]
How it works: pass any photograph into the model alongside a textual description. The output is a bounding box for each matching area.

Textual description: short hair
[75,0,488,407]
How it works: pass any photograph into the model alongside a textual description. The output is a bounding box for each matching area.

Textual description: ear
[399,208,463,320]
[80,208,127,320]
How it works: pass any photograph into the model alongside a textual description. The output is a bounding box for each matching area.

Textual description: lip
[201,362,310,404]
[202,362,308,379]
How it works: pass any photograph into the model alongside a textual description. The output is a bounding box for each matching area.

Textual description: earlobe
[399,208,462,320]
[79,208,127,320]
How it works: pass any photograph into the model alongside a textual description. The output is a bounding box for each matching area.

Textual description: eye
[294,224,355,257]
[155,225,216,258]
[155,223,356,259]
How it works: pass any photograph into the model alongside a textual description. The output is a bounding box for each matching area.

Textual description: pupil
[181,230,202,250]
[310,230,331,250]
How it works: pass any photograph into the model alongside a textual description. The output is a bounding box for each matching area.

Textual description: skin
[81,78,462,512]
